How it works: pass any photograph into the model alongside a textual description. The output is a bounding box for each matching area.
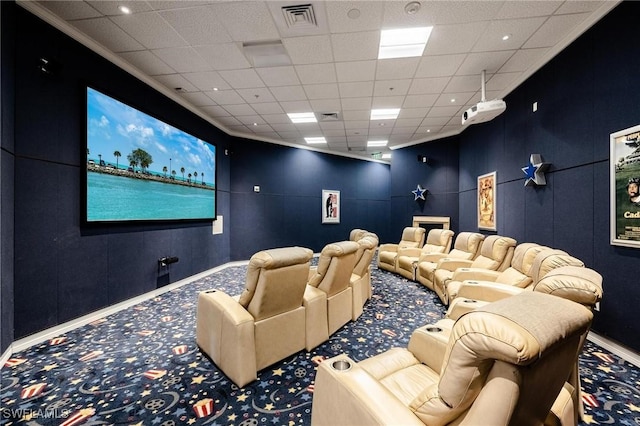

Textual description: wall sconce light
[37,57,59,75]
[417,155,430,164]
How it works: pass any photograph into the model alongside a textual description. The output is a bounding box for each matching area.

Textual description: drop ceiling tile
[260,114,290,125]
[495,1,562,19]
[342,110,370,121]
[154,74,198,92]
[195,44,251,71]
[499,48,549,73]
[325,1,384,33]
[399,108,430,119]
[435,93,474,107]
[295,64,337,84]
[408,1,504,25]
[152,47,211,73]
[158,6,232,46]
[253,130,279,138]
[179,91,214,106]
[206,89,245,105]
[341,98,372,111]
[408,77,450,95]
[111,11,187,50]
[256,66,301,87]
[524,13,591,49]
[415,54,467,78]
[251,103,285,115]
[118,50,175,75]
[372,96,405,109]
[294,122,320,131]
[394,118,422,127]
[318,121,345,130]
[340,82,374,98]
[304,83,340,100]
[376,58,420,80]
[472,17,546,52]
[270,86,308,102]
[457,50,516,75]
[310,99,342,111]
[368,126,392,136]
[283,35,334,65]
[149,1,215,12]
[87,1,153,15]
[208,1,280,42]
[373,80,411,97]
[321,129,347,137]
[218,69,265,89]
[403,94,439,109]
[335,60,376,83]
[428,105,463,117]
[279,100,313,113]
[236,88,277,104]
[391,126,419,135]
[425,22,490,55]
[269,122,298,132]
[222,104,257,116]
[331,31,379,62]
[39,1,103,20]
[183,71,231,92]
[445,75,486,93]
[216,116,242,126]
[344,121,369,129]
[237,115,266,125]
[381,1,437,27]
[556,1,604,14]
[71,18,144,52]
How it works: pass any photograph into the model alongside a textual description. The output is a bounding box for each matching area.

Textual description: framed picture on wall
[478,171,497,231]
[322,190,340,224]
[610,124,640,247]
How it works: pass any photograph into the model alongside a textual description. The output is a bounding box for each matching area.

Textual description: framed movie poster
[322,190,340,224]
[478,171,497,231]
[610,124,640,247]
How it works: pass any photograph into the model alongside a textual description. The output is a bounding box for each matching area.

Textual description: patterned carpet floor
[1,262,639,425]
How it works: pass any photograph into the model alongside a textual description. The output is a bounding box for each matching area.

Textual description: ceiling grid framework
[22,0,620,161]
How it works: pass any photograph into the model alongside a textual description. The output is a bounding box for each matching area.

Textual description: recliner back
[447,232,485,260]
[352,235,379,278]
[399,226,426,248]
[530,249,584,284]
[309,241,359,297]
[470,235,517,271]
[238,246,313,321]
[422,229,454,254]
[492,243,548,288]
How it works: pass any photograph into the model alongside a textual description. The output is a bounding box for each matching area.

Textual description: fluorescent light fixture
[367,140,388,147]
[370,108,400,120]
[288,112,317,123]
[378,27,432,59]
[382,153,392,159]
[305,137,326,144]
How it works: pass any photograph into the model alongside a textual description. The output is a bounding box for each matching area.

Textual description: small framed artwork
[610,124,640,247]
[322,190,340,224]
[478,171,496,231]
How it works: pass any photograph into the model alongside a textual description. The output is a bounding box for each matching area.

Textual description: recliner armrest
[436,258,473,272]
[408,320,453,372]
[397,247,422,258]
[451,268,500,282]
[378,243,399,253]
[419,252,449,263]
[311,354,424,426]
[456,280,524,302]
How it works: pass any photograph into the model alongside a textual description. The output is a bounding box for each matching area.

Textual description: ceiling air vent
[319,112,340,122]
[348,147,366,152]
[281,4,317,29]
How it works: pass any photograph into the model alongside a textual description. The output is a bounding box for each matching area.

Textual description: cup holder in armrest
[331,360,352,371]
[425,326,443,333]
[467,281,478,284]
[204,290,217,293]
[463,299,477,303]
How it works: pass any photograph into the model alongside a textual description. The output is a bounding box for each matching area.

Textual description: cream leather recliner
[304,241,359,350]
[448,265,603,426]
[311,291,593,426]
[416,232,484,291]
[447,248,585,318]
[432,234,517,305]
[196,246,313,388]
[396,229,454,281]
[444,242,551,303]
[350,234,379,320]
[377,227,426,273]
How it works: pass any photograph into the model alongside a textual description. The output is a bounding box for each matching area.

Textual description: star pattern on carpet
[522,153,550,186]
[412,184,427,200]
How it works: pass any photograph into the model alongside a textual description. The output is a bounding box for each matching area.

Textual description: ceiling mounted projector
[462,70,506,126]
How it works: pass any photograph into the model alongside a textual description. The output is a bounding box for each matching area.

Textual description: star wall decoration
[521,154,550,186]
[412,184,427,201]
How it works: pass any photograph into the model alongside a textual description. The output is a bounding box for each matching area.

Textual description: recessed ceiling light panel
[378,27,432,59]
[367,140,388,147]
[371,108,400,120]
[305,137,326,144]
[288,112,317,123]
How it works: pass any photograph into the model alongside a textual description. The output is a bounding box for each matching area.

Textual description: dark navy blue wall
[6,3,233,340]
[229,139,391,260]
[390,136,460,237]
[453,2,638,350]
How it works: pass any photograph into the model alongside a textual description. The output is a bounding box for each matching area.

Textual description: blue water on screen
[87,172,214,221]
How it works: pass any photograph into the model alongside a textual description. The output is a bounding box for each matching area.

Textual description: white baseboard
[9,260,248,355]
[587,331,640,368]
